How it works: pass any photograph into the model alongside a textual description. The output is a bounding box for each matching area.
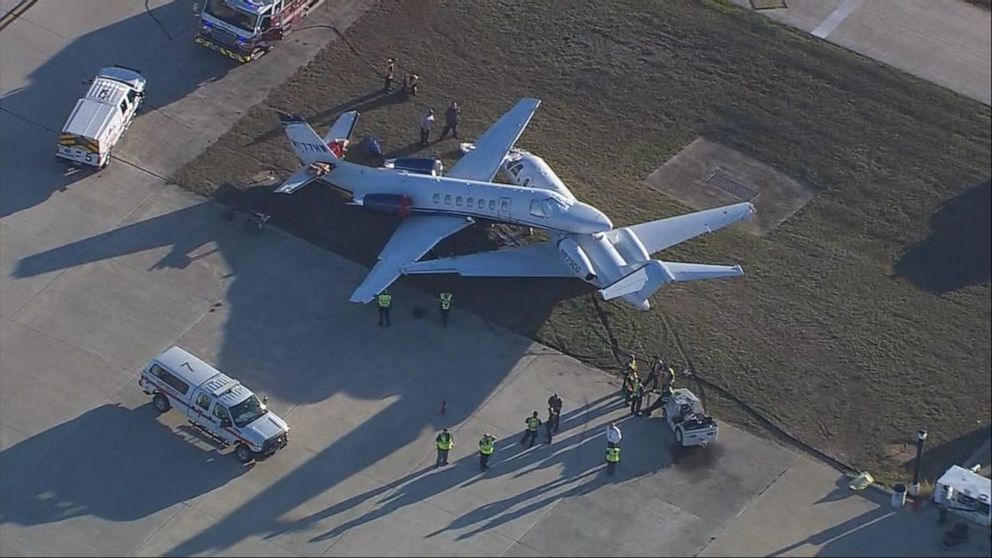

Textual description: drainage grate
[703,169,760,201]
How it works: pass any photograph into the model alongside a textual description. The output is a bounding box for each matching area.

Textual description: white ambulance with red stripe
[139,346,289,463]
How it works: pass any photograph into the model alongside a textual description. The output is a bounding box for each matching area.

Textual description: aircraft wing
[349,215,474,303]
[614,202,755,255]
[323,110,359,144]
[402,241,573,277]
[446,98,541,182]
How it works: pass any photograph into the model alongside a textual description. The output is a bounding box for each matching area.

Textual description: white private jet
[275,98,754,309]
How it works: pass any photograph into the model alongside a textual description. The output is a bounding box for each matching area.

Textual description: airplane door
[498,197,511,221]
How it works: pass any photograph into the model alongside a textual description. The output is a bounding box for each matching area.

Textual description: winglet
[276,111,307,125]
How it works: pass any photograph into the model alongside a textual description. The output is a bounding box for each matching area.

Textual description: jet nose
[570,202,613,233]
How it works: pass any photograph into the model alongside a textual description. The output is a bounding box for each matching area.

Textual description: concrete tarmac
[738,0,992,105]
[2,1,989,556]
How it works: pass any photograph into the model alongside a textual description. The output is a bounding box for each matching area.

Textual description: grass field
[175,0,992,482]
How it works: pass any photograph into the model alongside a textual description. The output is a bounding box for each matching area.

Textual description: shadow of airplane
[6,192,578,554]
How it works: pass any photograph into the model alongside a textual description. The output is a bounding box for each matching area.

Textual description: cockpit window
[530,200,546,218]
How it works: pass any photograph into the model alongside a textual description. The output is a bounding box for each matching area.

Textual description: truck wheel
[675,427,684,445]
[153,393,171,413]
[235,443,255,463]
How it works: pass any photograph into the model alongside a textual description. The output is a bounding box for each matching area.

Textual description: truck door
[209,403,239,446]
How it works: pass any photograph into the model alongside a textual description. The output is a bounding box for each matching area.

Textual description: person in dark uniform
[547,392,563,433]
[439,101,461,140]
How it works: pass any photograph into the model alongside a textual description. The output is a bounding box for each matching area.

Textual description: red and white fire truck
[194,0,325,63]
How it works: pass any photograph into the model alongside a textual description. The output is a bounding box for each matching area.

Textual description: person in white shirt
[606,422,622,448]
[419,108,435,146]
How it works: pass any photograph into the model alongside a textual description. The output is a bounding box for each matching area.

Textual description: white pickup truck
[138,346,289,463]
[665,388,719,447]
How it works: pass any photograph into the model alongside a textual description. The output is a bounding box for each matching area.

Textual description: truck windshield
[204,0,259,33]
[229,394,268,427]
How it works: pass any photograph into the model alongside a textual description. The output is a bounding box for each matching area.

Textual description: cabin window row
[432,193,499,211]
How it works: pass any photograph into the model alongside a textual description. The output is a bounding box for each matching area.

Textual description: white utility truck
[56,65,145,169]
[665,388,719,447]
[139,346,289,463]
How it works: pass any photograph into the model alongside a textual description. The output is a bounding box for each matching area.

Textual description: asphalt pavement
[1,1,989,556]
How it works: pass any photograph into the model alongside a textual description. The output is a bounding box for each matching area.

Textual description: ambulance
[56,66,146,169]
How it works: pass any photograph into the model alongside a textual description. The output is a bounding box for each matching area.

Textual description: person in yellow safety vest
[435,427,453,467]
[621,353,638,400]
[376,290,392,327]
[520,411,542,448]
[479,432,497,471]
[630,382,645,417]
[605,445,621,476]
[439,291,453,327]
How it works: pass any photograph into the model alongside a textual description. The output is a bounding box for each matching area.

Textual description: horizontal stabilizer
[598,260,744,301]
[274,166,322,194]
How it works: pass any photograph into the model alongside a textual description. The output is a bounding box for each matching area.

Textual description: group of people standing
[433,356,672,477]
[418,103,461,146]
[375,289,453,328]
[380,57,463,148]
[622,353,677,419]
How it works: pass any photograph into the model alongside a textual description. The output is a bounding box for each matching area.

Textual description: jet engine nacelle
[362,193,414,217]
[383,157,444,176]
[558,238,597,281]
[610,227,651,266]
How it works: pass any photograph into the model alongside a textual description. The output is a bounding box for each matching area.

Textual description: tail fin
[322,110,359,146]
[599,260,744,302]
[277,112,338,166]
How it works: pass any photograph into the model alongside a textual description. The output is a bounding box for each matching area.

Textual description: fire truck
[194,0,325,63]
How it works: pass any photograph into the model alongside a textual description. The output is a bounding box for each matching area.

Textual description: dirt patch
[173,0,992,483]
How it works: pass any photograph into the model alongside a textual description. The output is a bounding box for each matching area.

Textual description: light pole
[911,428,928,496]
